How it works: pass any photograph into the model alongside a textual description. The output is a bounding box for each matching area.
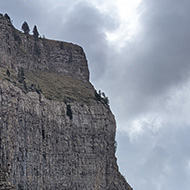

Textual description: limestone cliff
[0,13,132,190]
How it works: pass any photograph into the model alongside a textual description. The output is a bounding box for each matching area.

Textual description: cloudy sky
[1,0,190,189]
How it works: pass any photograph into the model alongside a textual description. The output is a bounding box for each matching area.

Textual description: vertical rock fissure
[0,13,133,190]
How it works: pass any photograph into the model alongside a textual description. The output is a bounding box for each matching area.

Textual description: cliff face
[0,14,132,190]
[0,14,89,82]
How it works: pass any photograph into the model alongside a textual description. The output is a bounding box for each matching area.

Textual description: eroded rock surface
[0,13,132,190]
[0,14,89,82]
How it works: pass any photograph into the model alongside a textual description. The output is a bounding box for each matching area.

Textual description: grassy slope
[25,70,95,103]
[0,67,96,104]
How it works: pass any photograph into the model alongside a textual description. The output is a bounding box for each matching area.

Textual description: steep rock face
[0,14,132,190]
[0,81,131,190]
[0,14,89,82]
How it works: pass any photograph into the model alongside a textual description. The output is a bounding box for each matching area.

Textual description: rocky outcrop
[0,13,132,190]
[0,14,89,82]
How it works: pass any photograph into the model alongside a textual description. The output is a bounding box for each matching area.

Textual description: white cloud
[106,0,142,48]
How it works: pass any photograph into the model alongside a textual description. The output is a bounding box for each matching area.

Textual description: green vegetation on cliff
[0,67,95,103]
[25,70,95,103]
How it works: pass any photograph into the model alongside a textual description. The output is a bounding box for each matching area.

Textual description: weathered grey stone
[0,13,132,190]
[0,14,89,82]
[0,167,15,190]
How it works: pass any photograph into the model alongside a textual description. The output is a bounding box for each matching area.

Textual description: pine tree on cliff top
[21,21,30,34]
[33,25,39,39]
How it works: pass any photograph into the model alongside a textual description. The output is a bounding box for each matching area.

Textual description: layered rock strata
[0,14,89,82]
[0,13,132,190]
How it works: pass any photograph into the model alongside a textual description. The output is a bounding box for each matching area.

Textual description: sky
[1,0,190,189]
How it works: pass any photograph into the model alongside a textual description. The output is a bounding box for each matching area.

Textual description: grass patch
[25,70,95,103]
[0,67,96,104]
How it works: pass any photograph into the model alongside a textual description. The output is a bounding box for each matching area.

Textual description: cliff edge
[0,13,132,190]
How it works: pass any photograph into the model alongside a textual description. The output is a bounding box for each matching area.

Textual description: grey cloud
[0,0,73,38]
[59,2,119,81]
[129,0,190,93]
[0,0,43,29]
[103,0,190,120]
[116,125,190,190]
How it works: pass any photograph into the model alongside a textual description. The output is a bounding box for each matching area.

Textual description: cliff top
[0,13,89,82]
[0,13,109,106]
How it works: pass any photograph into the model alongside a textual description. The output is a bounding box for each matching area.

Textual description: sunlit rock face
[0,13,132,190]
